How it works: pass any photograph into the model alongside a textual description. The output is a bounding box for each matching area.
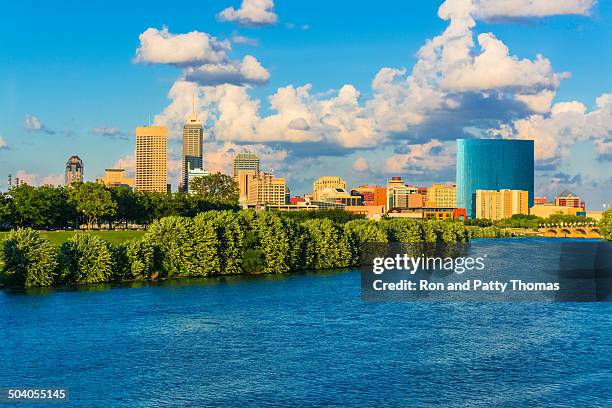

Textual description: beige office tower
[475,189,529,220]
[136,126,168,192]
[313,176,347,200]
[426,184,457,208]
[248,173,289,206]
[237,169,259,206]
[232,152,260,178]
[182,107,204,192]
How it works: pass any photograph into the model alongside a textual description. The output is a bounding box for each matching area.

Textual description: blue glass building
[456,139,534,218]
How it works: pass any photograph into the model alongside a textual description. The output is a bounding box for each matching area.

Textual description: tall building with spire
[181,98,204,192]
[65,155,84,185]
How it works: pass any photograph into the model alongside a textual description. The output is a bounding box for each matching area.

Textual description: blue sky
[0,0,610,208]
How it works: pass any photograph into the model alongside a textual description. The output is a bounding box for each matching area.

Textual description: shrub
[195,211,241,275]
[302,218,350,270]
[255,212,290,274]
[59,233,112,284]
[1,228,58,287]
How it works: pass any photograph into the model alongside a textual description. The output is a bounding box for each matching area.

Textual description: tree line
[0,211,506,288]
[0,181,239,231]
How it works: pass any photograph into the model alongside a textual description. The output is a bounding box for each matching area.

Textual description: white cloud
[0,136,8,150]
[135,27,269,87]
[490,92,612,162]
[185,55,269,86]
[218,0,278,27]
[24,114,54,134]
[352,157,370,172]
[15,170,38,186]
[40,174,64,186]
[473,0,596,20]
[134,27,230,65]
[385,140,456,175]
[112,153,136,176]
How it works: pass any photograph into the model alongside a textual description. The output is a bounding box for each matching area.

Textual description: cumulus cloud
[134,26,269,87]
[385,140,456,175]
[218,0,277,27]
[12,170,62,186]
[352,157,370,172]
[185,55,269,86]
[24,114,54,134]
[134,27,230,65]
[473,0,596,20]
[0,136,8,150]
[490,92,612,163]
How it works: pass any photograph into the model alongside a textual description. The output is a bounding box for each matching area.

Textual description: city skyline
[0,0,610,208]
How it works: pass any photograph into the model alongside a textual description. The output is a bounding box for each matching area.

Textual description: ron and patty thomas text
[370,254,560,292]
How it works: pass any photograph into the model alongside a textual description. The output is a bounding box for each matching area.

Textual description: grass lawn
[0,230,145,247]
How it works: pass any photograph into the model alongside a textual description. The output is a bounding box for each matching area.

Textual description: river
[1,238,610,407]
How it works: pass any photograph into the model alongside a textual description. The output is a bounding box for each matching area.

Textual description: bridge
[537,224,601,238]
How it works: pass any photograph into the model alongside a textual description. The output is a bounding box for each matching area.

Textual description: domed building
[65,155,84,185]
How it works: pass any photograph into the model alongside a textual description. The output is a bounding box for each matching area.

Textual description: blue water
[1,239,611,407]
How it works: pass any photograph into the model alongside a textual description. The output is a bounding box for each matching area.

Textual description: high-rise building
[313,176,347,200]
[475,189,529,220]
[232,152,260,178]
[181,105,204,192]
[247,172,289,206]
[237,169,259,206]
[456,139,534,219]
[386,177,419,210]
[136,126,168,192]
[65,155,84,185]
[426,184,457,208]
[554,190,585,210]
[96,169,134,189]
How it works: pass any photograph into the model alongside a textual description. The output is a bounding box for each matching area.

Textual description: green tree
[344,219,388,266]
[1,228,58,287]
[0,192,15,230]
[124,239,159,279]
[144,216,198,277]
[255,212,290,274]
[600,208,612,241]
[111,186,139,229]
[70,182,117,229]
[59,234,113,284]
[302,218,350,270]
[189,172,239,202]
[195,211,242,274]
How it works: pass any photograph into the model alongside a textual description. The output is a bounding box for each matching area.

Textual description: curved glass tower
[456,139,534,218]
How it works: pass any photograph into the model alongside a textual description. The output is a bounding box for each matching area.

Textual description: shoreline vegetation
[1,210,513,289]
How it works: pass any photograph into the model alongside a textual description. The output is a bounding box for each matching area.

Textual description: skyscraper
[232,152,260,178]
[456,139,534,218]
[181,103,204,192]
[65,155,84,185]
[136,125,168,192]
[313,176,347,200]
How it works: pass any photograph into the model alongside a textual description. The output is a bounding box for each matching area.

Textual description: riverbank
[1,212,508,289]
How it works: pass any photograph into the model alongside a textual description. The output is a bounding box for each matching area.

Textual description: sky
[0,0,610,209]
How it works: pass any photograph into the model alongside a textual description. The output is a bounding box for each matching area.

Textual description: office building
[554,190,585,210]
[530,204,584,218]
[187,167,209,194]
[247,172,289,206]
[237,169,259,206]
[313,176,347,200]
[534,197,548,205]
[65,155,84,185]
[386,177,419,210]
[426,184,456,208]
[135,125,168,192]
[96,169,134,189]
[456,139,534,218]
[181,106,204,192]
[232,152,260,178]
[351,185,387,208]
[475,189,529,221]
[316,187,362,206]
